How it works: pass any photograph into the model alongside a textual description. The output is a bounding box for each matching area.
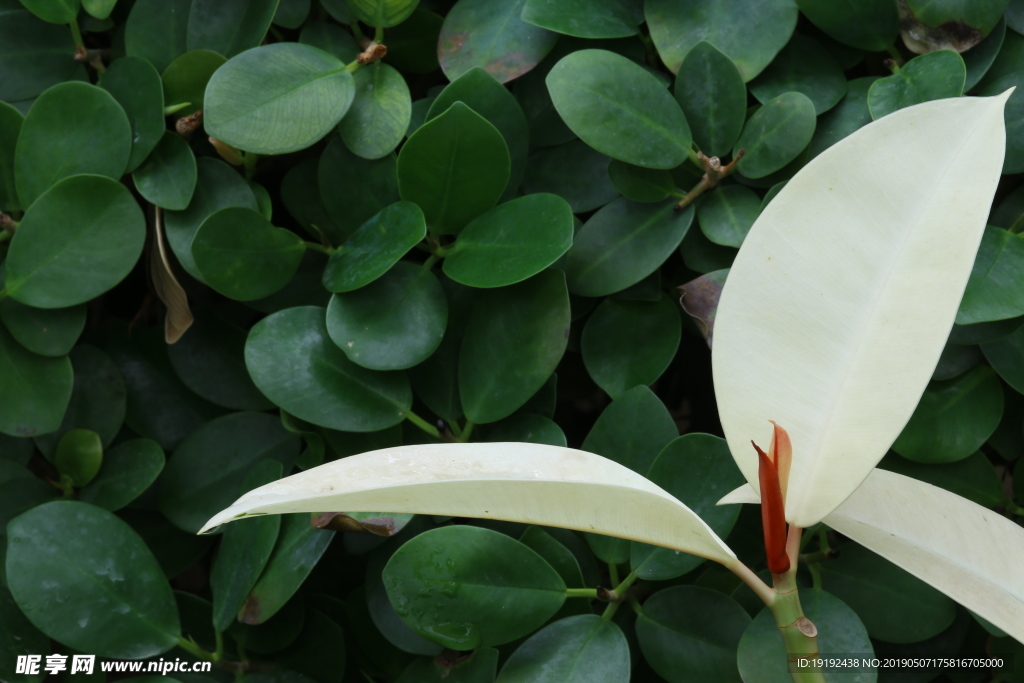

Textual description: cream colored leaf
[717,470,1024,642]
[199,442,736,565]
[152,206,193,343]
[712,92,1011,527]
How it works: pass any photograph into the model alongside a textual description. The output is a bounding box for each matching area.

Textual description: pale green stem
[374,25,384,43]
[458,420,475,443]
[304,241,333,255]
[404,410,441,440]
[422,254,440,270]
[175,636,213,661]
[565,588,598,599]
[69,17,84,48]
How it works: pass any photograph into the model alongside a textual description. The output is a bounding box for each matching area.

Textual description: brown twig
[674,149,745,212]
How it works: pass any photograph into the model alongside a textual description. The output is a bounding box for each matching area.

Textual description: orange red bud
[754,439,790,575]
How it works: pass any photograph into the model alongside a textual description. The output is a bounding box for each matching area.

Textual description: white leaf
[199,442,737,565]
[717,470,1024,642]
[712,92,1011,527]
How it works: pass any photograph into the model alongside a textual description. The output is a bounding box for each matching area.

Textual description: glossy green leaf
[165,157,258,282]
[98,56,165,173]
[485,414,566,447]
[521,140,619,213]
[0,295,85,357]
[77,439,165,511]
[795,0,898,51]
[0,102,21,212]
[631,434,744,580]
[807,76,877,160]
[408,278,474,424]
[6,501,180,658]
[0,10,80,102]
[892,365,1003,464]
[697,185,761,248]
[299,21,359,62]
[54,429,102,487]
[132,131,197,211]
[981,73,1024,174]
[439,0,557,83]
[5,175,145,308]
[326,262,447,371]
[229,593,305,652]
[565,199,693,297]
[397,648,497,682]
[581,294,680,398]
[124,0,190,73]
[161,49,226,117]
[159,412,299,533]
[547,49,690,169]
[14,82,131,207]
[932,340,982,380]
[192,207,305,301]
[637,586,750,683]
[0,586,48,683]
[964,16,1005,91]
[644,0,797,80]
[397,102,510,234]
[956,227,1024,324]
[384,8,442,73]
[736,590,874,683]
[245,306,413,431]
[322,202,426,293]
[582,385,677,476]
[339,62,412,160]
[383,525,565,650]
[210,459,282,633]
[521,0,635,39]
[443,194,574,288]
[518,526,583,589]
[187,0,278,58]
[982,324,1024,394]
[459,270,569,423]
[749,35,847,115]
[348,0,418,27]
[497,615,628,682]
[205,43,355,154]
[867,51,966,120]
[276,608,346,683]
[17,0,78,24]
[902,0,1007,38]
[82,0,116,19]
[607,160,674,203]
[120,509,213,580]
[318,137,399,242]
[734,92,816,179]
[673,41,746,158]
[240,515,334,624]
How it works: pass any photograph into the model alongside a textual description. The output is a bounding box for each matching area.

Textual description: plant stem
[607,562,620,587]
[769,568,826,683]
[404,410,441,440]
[374,25,384,43]
[304,241,334,255]
[213,630,224,662]
[1006,500,1024,516]
[885,44,903,65]
[422,254,440,270]
[351,23,366,42]
[69,17,84,48]
[565,588,598,598]
[175,636,214,661]
[724,558,775,605]
[674,150,745,212]
[459,420,474,443]
[686,147,703,168]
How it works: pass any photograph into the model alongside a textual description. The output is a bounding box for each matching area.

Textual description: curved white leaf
[717,470,1024,642]
[712,92,1012,527]
[200,442,736,565]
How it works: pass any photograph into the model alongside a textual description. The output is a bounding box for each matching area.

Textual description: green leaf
[6,176,145,308]
[17,0,79,24]
[326,262,447,371]
[397,648,497,682]
[982,324,1024,394]
[82,0,116,19]
[384,8,442,73]
[205,43,355,154]
[187,0,278,58]
[734,91,816,179]
[521,0,636,39]
[965,16,1006,91]
[459,270,569,423]
[161,49,226,118]
[348,0,419,27]
[98,56,166,173]
[120,508,213,579]
[6,501,180,658]
[339,62,412,160]
[902,0,1007,37]
[0,586,49,683]
[932,340,982,380]
[521,140,619,213]
[580,294,680,398]
[408,278,473,424]
[697,185,761,248]
[737,590,874,683]
[0,10,80,102]
[427,67,530,199]
[631,434,745,580]
[0,296,85,357]
[54,429,102,487]
[193,207,305,301]
[867,50,966,120]
[819,542,956,643]
[210,459,282,633]
[159,411,300,533]
[518,526,583,587]
[14,82,132,208]
[383,525,565,650]
[644,0,797,80]
[443,194,574,288]
[956,227,1024,324]
[749,35,847,115]
[229,594,305,652]
[547,49,690,169]
[240,514,334,624]
[582,385,676,475]
[124,0,190,73]
[319,136,400,242]
[322,202,427,293]
[892,365,1003,464]
[607,161,675,203]
[439,0,557,83]
[807,76,877,159]
[795,0,898,51]
[496,615,628,682]
[673,41,747,158]
[0,102,21,212]
[276,608,347,683]
[397,102,510,234]
[980,73,1024,174]
[245,306,413,431]
[637,586,750,683]
[565,199,693,297]
[300,21,359,62]
[78,438,165,511]
[485,414,566,447]
[132,131,197,211]
[165,157,258,282]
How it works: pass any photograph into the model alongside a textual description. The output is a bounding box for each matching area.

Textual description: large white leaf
[713,92,1011,527]
[200,442,737,565]
[717,470,1024,642]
